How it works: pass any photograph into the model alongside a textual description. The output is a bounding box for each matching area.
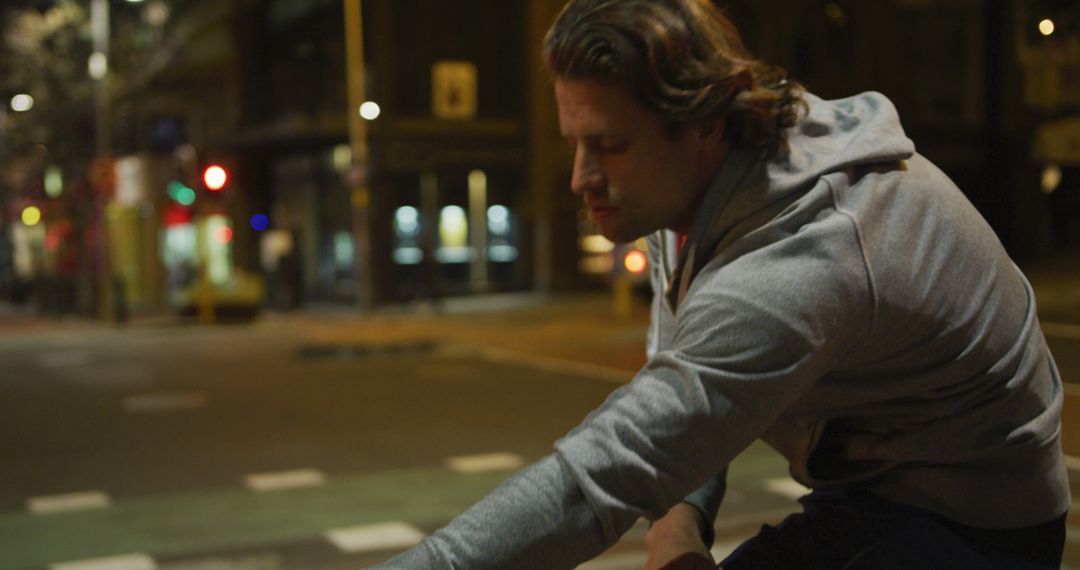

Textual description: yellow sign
[432,60,478,120]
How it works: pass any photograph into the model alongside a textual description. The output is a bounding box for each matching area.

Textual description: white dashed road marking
[37,350,91,369]
[764,477,810,500]
[243,469,326,492]
[123,393,207,413]
[50,553,156,570]
[446,452,525,473]
[325,522,426,553]
[28,491,111,515]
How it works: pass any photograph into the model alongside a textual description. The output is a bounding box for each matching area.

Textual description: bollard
[196,276,215,324]
[613,275,633,321]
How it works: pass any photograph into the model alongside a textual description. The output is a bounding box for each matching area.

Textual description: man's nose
[570,149,604,196]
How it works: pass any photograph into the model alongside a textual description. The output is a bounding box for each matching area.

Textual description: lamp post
[344,0,374,310]
[91,0,110,157]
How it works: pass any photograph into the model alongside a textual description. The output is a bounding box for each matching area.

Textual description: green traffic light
[167,180,196,206]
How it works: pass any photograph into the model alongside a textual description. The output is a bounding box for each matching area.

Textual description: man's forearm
[371,454,610,569]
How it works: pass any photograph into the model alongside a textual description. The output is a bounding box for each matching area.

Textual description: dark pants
[719,489,1065,569]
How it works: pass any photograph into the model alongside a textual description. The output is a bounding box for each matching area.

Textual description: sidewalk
[263,291,651,376]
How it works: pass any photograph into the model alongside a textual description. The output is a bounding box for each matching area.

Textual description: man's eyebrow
[565,132,623,142]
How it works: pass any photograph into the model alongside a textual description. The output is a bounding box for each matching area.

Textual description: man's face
[555,78,711,243]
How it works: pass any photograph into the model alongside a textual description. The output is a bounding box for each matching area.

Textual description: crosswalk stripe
[325,521,425,553]
[28,491,111,515]
[243,469,326,492]
[445,452,525,473]
[764,477,810,500]
[50,553,156,570]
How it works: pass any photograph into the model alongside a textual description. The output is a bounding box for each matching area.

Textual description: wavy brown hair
[543,0,804,159]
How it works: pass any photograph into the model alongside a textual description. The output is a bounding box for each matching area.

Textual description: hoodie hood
[769,90,916,194]
[668,91,916,308]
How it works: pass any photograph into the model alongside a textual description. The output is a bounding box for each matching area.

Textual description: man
[375,1,1069,568]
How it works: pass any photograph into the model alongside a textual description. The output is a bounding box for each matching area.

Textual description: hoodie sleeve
[373,222,871,569]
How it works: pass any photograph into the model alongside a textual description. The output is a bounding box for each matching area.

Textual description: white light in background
[44,166,63,198]
[439,206,467,247]
[394,206,420,238]
[334,232,354,270]
[332,144,352,173]
[1041,165,1062,194]
[88,52,108,80]
[580,234,615,254]
[1039,19,1055,37]
[437,205,472,263]
[359,101,381,120]
[487,205,510,235]
[10,94,33,112]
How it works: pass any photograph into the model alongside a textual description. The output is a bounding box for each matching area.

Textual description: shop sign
[432,60,478,120]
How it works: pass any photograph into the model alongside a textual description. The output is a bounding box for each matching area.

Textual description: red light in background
[162,204,193,227]
[215,226,233,244]
[45,231,61,252]
[624,250,647,274]
[203,165,228,191]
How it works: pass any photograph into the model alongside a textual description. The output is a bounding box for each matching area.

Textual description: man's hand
[644,503,716,570]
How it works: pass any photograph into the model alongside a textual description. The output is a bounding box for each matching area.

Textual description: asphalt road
[0,314,1077,569]
[0,321,803,569]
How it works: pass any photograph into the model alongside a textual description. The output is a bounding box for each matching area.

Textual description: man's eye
[599,139,629,154]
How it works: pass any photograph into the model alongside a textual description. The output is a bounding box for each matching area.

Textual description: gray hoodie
[374,92,1069,569]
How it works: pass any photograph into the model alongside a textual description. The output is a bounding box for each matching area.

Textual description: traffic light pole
[344,0,374,311]
[90,0,119,321]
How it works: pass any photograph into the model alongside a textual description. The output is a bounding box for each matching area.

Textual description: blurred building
[106,0,583,310]
[2,0,1076,315]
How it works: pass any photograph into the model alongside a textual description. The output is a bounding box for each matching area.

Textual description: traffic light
[203,164,228,192]
[167,180,196,205]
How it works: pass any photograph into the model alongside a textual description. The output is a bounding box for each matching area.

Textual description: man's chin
[600,227,644,244]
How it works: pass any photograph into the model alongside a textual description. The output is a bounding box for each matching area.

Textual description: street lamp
[10,94,34,113]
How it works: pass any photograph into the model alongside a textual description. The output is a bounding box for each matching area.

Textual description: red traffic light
[203,165,228,191]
